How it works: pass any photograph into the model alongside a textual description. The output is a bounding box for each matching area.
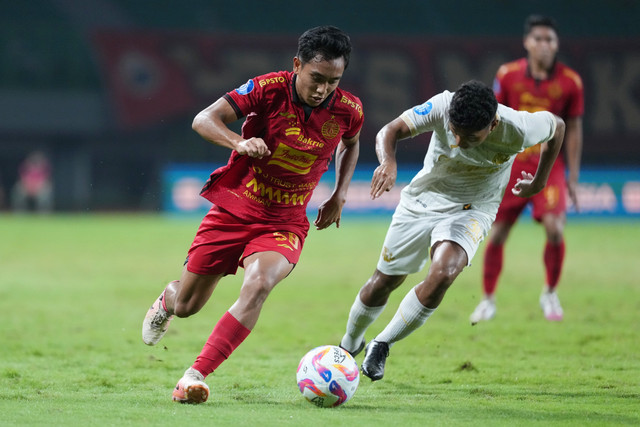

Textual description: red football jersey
[493,58,584,163]
[200,70,364,225]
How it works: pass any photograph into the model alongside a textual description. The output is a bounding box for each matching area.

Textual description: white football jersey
[399,90,556,215]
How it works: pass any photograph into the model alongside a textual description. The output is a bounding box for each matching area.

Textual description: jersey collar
[525,57,558,81]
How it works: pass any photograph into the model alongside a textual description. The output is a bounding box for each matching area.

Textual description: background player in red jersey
[141,26,363,404]
[470,15,584,323]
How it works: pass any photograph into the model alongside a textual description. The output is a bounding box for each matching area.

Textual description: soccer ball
[296,345,360,408]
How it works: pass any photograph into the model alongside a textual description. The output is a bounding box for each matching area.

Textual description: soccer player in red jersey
[470,15,584,324]
[141,26,363,404]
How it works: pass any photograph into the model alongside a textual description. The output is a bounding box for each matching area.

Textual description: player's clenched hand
[235,138,271,158]
[511,171,540,198]
[370,161,397,200]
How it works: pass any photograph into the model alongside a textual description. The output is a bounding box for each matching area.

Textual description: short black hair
[524,14,558,36]
[448,80,498,131]
[296,26,352,70]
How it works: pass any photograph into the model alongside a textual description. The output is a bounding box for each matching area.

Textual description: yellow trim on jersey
[496,61,521,79]
[400,113,420,137]
[562,68,583,89]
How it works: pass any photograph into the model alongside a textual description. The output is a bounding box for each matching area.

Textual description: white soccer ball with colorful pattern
[296,345,360,408]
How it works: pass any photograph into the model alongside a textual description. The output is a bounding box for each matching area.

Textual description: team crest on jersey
[492,153,510,165]
[235,79,255,95]
[548,82,563,99]
[321,117,340,139]
[413,101,433,115]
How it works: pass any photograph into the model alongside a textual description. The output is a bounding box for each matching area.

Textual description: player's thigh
[240,230,302,295]
[531,170,567,223]
[242,250,295,294]
[431,209,494,267]
[495,190,529,224]
[242,230,304,268]
[376,206,434,276]
[186,206,250,276]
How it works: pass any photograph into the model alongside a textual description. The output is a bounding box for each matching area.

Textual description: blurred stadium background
[1,0,639,216]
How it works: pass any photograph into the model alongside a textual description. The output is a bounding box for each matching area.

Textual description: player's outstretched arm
[314,133,360,230]
[192,97,271,158]
[512,115,566,198]
[370,117,411,200]
[565,116,583,210]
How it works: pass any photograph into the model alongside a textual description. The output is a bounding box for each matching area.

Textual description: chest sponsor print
[268,143,317,174]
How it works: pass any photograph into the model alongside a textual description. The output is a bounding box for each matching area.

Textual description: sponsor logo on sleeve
[258,76,287,87]
[413,101,432,115]
[235,79,255,95]
[340,96,363,118]
[492,78,501,95]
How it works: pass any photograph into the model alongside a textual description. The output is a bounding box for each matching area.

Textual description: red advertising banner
[92,31,640,165]
[93,32,199,128]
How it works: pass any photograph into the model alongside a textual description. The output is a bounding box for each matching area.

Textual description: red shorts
[496,157,567,224]
[186,205,307,276]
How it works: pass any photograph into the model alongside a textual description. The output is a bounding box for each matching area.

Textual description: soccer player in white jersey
[339,80,565,381]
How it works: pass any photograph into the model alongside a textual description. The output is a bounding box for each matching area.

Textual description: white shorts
[376,202,495,276]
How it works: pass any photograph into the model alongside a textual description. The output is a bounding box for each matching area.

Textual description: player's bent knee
[431,265,462,287]
[240,279,276,309]
[371,270,406,290]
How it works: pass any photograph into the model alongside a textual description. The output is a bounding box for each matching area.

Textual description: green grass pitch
[0,213,638,426]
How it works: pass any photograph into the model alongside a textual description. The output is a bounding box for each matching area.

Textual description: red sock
[192,311,251,378]
[161,280,179,313]
[544,240,565,290]
[160,289,168,312]
[483,241,503,295]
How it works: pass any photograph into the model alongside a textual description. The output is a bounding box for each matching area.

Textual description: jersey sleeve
[521,111,557,148]
[564,69,585,118]
[223,76,267,119]
[399,91,450,137]
[342,94,365,139]
[493,68,508,104]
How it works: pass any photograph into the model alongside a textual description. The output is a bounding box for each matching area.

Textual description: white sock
[340,293,386,353]
[375,286,435,347]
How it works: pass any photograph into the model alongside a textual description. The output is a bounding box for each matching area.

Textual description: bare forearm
[564,117,583,184]
[332,140,359,200]
[192,98,243,151]
[313,138,360,230]
[370,117,412,199]
[534,116,566,190]
[375,124,400,166]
